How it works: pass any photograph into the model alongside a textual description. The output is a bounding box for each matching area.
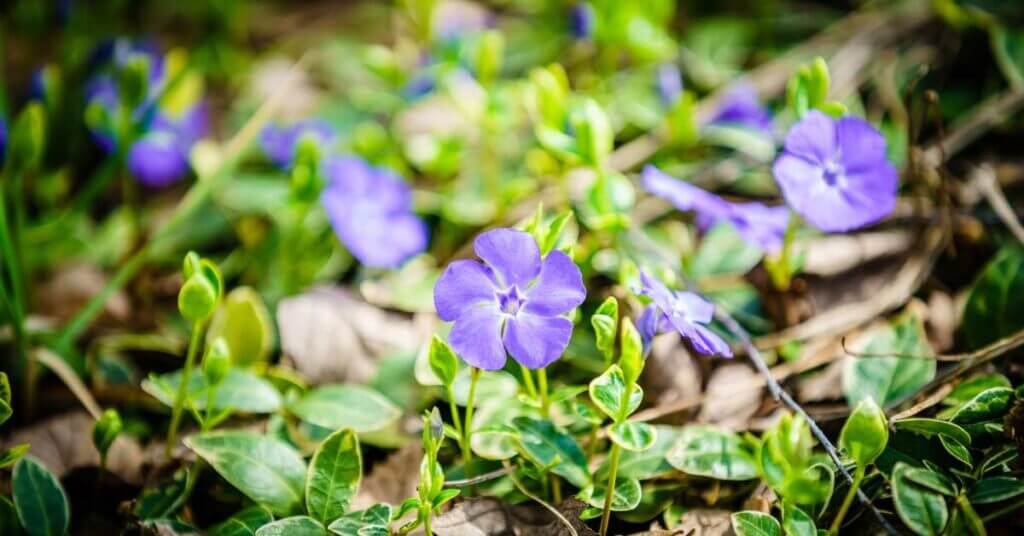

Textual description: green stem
[538,367,551,416]
[766,211,799,291]
[519,363,538,399]
[166,321,204,458]
[462,368,480,483]
[421,504,433,536]
[829,465,865,534]
[599,442,621,536]
[445,385,464,440]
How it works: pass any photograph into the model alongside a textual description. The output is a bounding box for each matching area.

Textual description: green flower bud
[178,252,223,322]
[428,335,459,386]
[291,134,322,202]
[92,409,123,461]
[619,318,644,387]
[6,103,47,175]
[202,337,232,387]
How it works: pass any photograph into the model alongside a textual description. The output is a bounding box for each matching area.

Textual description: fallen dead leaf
[277,285,423,384]
[351,442,423,511]
[3,410,144,484]
[668,509,735,536]
[698,364,763,430]
[643,333,703,413]
[34,263,130,323]
[796,360,845,403]
[433,497,596,536]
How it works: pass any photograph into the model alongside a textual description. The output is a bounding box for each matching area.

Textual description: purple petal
[836,117,888,173]
[322,187,428,269]
[674,291,715,324]
[127,130,189,188]
[637,304,666,348]
[450,307,507,370]
[657,63,682,106]
[781,110,835,164]
[473,229,542,288]
[524,251,585,316]
[727,203,790,253]
[680,323,733,358]
[503,313,573,369]
[639,271,677,316]
[709,84,773,133]
[434,260,497,321]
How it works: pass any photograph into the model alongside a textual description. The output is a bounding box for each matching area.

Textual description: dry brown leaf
[34,263,130,323]
[433,497,596,536]
[277,285,422,385]
[643,333,703,412]
[796,360,845,403]
[351,442,423,511]
[665,509,735,536]
[698,364,763,430]
[3,410,144,484]
[801,230,914,277]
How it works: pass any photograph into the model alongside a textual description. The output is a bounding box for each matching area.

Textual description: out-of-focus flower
[570,3,595,40]
[657,63,682,105]
[127,102,208,188]
[321,156,428,269]
[0,116,7,167]
[709,83,773,133]
[434,228,585,370]
[637,271,731,357]
[642,165,789,253]
[772,110,897,232]
[259,120,336,169]
[433,0,492,41]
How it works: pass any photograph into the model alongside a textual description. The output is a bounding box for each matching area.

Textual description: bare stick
[972,164,1024,247]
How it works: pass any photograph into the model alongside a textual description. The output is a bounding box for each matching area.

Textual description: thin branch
[889,384,953,421]
[444,466,515,488]
[972,164,1024,247]
[840,336,967,361]
[501,461,577,536]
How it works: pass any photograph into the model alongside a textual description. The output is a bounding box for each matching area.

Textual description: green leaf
[939,436,972,467]
[588,365,642,420]
[731,511,782,536]
[0,398,11,427]
[470,424,518,461]
[0,496,22,536]
[951,387,1013,425]
[839,397,888,466]
[666,425,758,481]
[902,466,957,496]
[781,503,815,536]
[991,26,1024,91]
[186,431,306,515]
[135,468,194,520]
[944,374,1010,406]
[598,425,682,481]
[586,477,642,512]
[0,372,11,406]
[511,416,590,488]
[893,463,949,536]
[843,311,935,407]
[327,503,392,536]
[608,421,657,452]
[428,336,458,386]
[307,428,361,524]
[893,418,972,446]
[254,516,326,536]
[619,319,644,387]
[207,287,274,365]
[0,444,30,469]
[288,385,401,433]
[968,476,1024,504]
[591,297,619,362]
[143,367,282,413]
[962,246,1024,349]
[208,506,274,536]
[12,457,70,536]
[92,409,123,459]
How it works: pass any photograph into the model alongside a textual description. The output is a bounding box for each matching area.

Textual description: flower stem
[519,363,538,398]
[830,464,865,533]
[538,367,551,416]
[599,442,621,536]
[166,321,203,458]
[445,385,464,439]
[421,503,433,536]
[766,211,799,291]
[462,368,481,484]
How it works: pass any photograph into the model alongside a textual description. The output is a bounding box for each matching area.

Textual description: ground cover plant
[3,0,1024,534]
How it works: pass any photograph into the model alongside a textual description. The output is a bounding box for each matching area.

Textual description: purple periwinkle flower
[321,156,428,269]
[637,272,732,357]
[642,165,790,253]
[434,228,586,371]
[260,120,336,169]
[0,116,6,167]
[127,102,209,188]
[657,63,683,106]
[772,110,897,233]
[709,84,773,134]
[570,3,595,40]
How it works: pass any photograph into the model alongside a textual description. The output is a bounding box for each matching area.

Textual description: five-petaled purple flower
[321,156,428,269]
[637,272,732,357]
[260,119,336,169]
[772,111,897,232]
[434,229,586,370]
[642,165,790,253]
[708,84,773,134]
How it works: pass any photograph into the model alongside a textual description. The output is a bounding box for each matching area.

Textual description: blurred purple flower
[260,120,336,169]
[0,116,6,167]
[321,156,428,269]
[570,3,595,39]
[708,84,772,133]
[657,63,682,106]
[642,165,790,253]
[127,102,209,188]
[434,228,586,370]
[772,111,897,232]
[637,272,731,357]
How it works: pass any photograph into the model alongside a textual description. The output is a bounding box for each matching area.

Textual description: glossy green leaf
[12,457,70,536]
[135,468,194,520]
[0,496,22,536]
[427,335,458,386]
[470,424,518,461]
[619,319,644,387]
[951,387,1013,425]
[968,476,1024,504]
[208,506,274,536]
[608,421,657,452]
[962,246,1024,349]
[893,418,971,446]
[843,311,935,407]
[666,425,758,481]
[0,372,11,405]
[691,222,764,277]
[186,431,306,515]
[839,397,888,466]
[586,476,642,512]
[591,297,618,362]
[902,466,957,496]
[892,463,949,536]
[731,510,782,536]
[0,398,11,427]
[511,416,590,488]
[307,428,361,524]
[288,385,401,433]
[939,436,972,467]
[143,367,282,413]
[207,286,274,365]
[781,503,815,536]
[0,444,30,469]
[327,503,392,536]
[254,516,326,536]
[598,426,682,481]
[944,374,1010,406]
[589,365,642,420]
